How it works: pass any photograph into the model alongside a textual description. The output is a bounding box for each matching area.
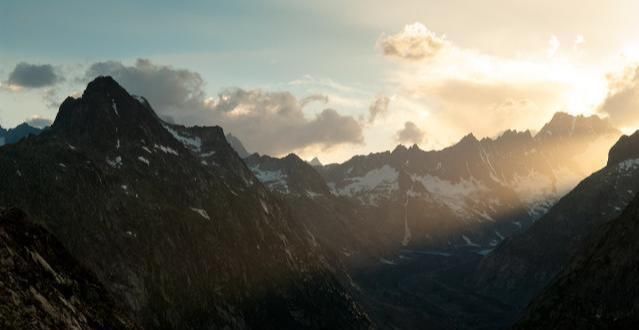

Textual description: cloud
[43,88,61,109]
[396,121,425,144]
[598,66,639,128]
[7,63,62,88]
[25,115,52,128]
[378,22,449,61]
[547,35,560,57]
[379,22,605,147]
[403,78,566,141]
[573,35,585,50]
[206,88,364,155]
[368,95,390,123]
[299,94,329,108]
[84,59,206,121]
[84,59,363,155]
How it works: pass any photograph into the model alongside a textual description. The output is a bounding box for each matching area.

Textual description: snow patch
[462,235,480,247]
[618,158,639,172]
[162,124,202,152]
[250,166,290,194]
[260,200,270,214]
[190,208,211,220]
[137,156,150,165]
[154,144,178,155]
[411,174,487,217]
[111,99,119,116]
[200,150,216,158]
[379,258,396,265]
[334,165,399,198]
[106,156,123,168]
[305,190,322,198]
[133,95,146,104]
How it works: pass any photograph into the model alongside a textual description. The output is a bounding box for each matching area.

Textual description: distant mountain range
[238,110,623,328]
[246,112,619,256]
[0,122,43,146]
[474,129,639,313]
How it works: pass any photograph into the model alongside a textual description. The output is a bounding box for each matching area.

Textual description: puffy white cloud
[378,22,449,61]
[396,121,425,144]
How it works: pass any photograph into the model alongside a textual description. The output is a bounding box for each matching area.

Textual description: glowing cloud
[378,22,449,61]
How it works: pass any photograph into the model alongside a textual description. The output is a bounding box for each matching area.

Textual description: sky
[3,0,639,163]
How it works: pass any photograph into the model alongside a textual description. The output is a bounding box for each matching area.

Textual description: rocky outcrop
[0,207,138,329]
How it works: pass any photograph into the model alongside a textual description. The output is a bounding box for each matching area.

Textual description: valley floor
[352,251,518,329]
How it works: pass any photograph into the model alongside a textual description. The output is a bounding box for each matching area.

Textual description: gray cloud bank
[598,66,639,128]
[8,63,62,88]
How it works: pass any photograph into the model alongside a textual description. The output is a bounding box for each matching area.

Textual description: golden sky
[3,1,639,163]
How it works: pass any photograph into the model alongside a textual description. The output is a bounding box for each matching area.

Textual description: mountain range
[0,77,369,329]
[297,113,617,254]
[473,129,639,319]
[0,122,43,146]
[3,75,639,329]
[238,109,623,328]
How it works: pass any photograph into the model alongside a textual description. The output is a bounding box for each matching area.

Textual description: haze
[2,0,639,163]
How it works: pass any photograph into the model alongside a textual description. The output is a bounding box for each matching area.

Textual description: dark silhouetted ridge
[607,130,639,166]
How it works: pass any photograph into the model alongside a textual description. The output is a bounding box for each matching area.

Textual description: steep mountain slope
[245,153,387,265]
[309,157,322,167]
[226,133,250,158]
[318,115,619,252]
[474,130,639,308]
[0,122,43,146]
[0,207,139,329]
[0,76,370,329]
[514,189,639,329]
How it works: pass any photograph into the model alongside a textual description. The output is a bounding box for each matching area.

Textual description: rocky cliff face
[0,76,370,329]
[474,130,639,309]
[225,133,250,158]
[316,115,619,253]
[245,153,388,266]
[0,207,139,329]
[514,187,639,329]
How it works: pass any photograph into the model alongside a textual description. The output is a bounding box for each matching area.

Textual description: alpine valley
[4,76,639,329]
